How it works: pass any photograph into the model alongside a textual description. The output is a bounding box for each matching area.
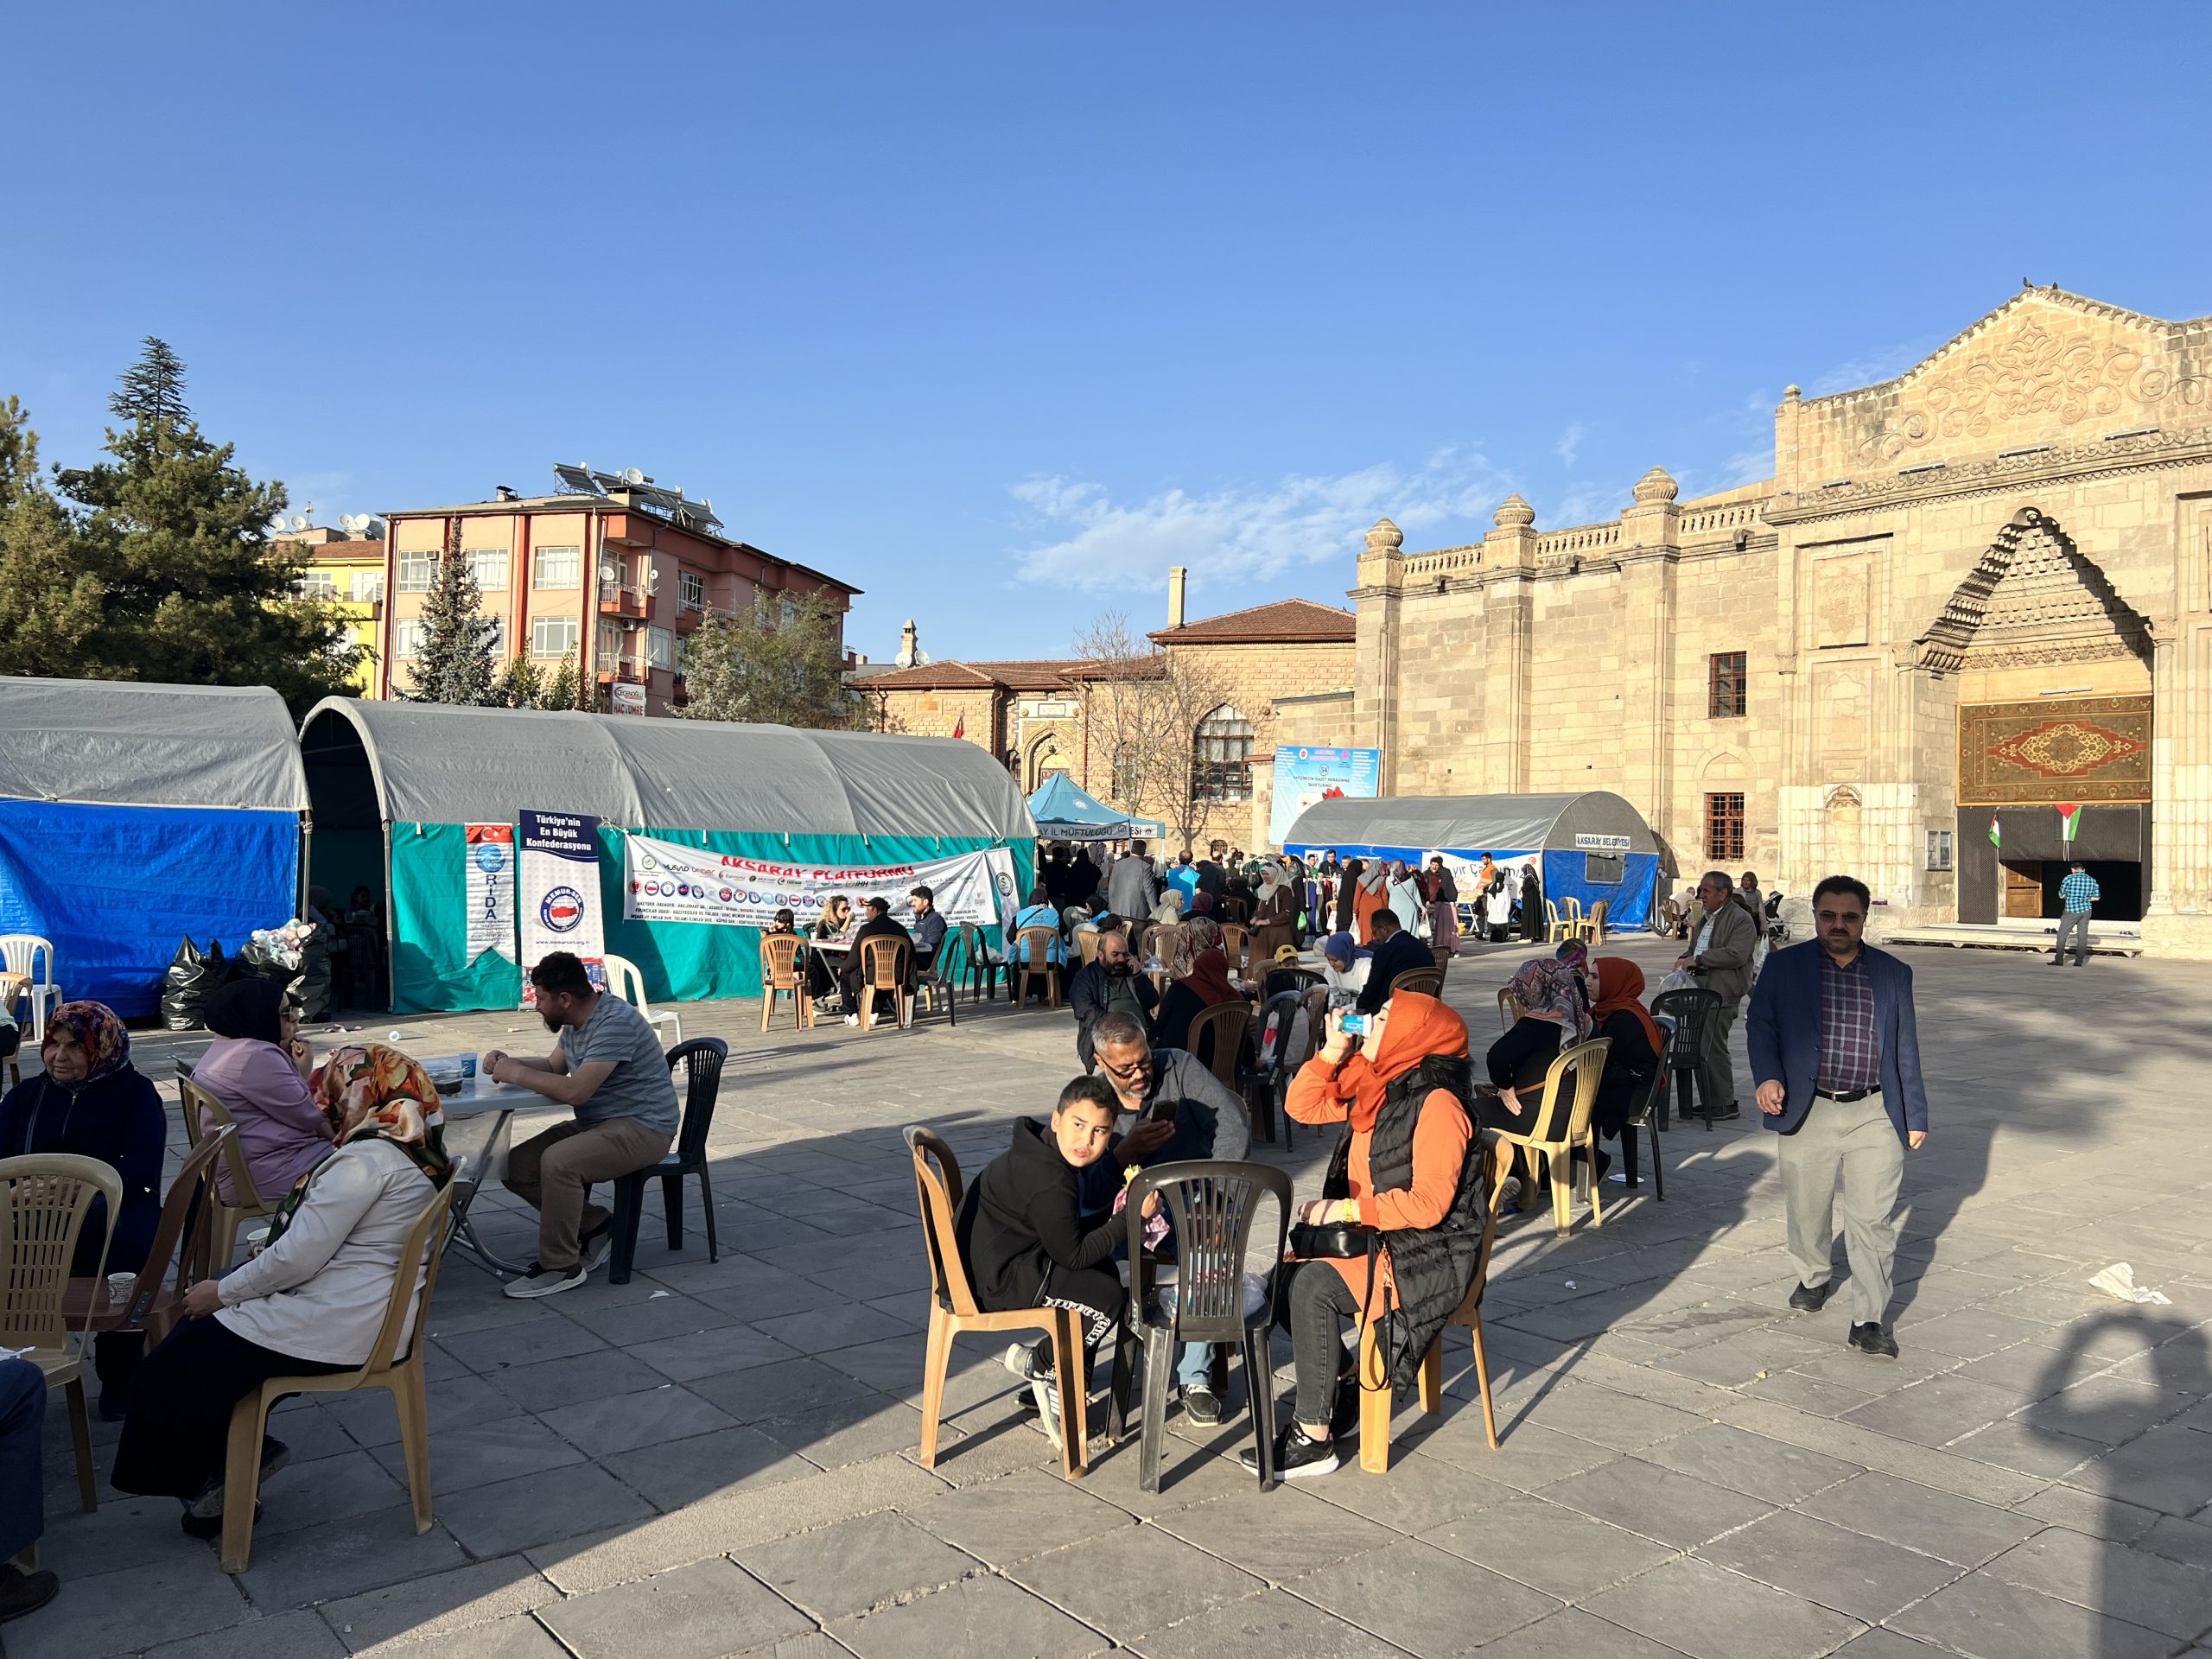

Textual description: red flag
[951,714,965,740]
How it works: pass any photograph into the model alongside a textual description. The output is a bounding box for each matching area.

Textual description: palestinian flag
[1988,813,2000,848]
[2056,803,2082,842]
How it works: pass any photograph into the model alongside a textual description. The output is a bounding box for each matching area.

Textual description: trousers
[505,1116,673,1271]
[1697,995,1738,1115]
[0,1359,43,1561]
[111,1317,349,1500]
[1286,1262,1363,1427]
[2053,913,2091,964]
[1780,1093,1906,1326]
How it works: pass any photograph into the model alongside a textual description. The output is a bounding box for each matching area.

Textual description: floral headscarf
[41,1001,131,1083]
[306,1045,454,1189]
[1506,959,1593,1043]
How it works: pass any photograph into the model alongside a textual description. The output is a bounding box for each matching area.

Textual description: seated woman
[1010,885,1066,1003]
[956,1076,1159,1451]
[192,980,334,1212]
[805,895,855,1007]
[1319,931,1370,1007]
[1153,918,1240,1062]
[1259,992,1491,1479]
[0,1002,165,1417]
[1484,958,1606,1181]
[764,907,798,937]
[111,1044,452,1537]
[1589,958,1663,1153]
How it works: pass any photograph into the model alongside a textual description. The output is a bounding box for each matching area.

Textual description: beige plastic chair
[1389,966,1445,999]
[64,1127,228,1351]
[0,1154,121,1511]
[1573,899,1610,944]
[180,1071,284,1268]
[1496,988,1522,1032]
[858,937,912,1031]
[220,1170,460,1573]
[759,935,812,1031]
[1013,927,1061,1008]
[1494,1037,1612,1236]
[1075,929,1101,968]
[1542,899,1568,944]
[0,937,60,1043]
[603,954,681,1046]
[1217,923,1252,977]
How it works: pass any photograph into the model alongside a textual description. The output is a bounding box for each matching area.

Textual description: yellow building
[274,519,385,693]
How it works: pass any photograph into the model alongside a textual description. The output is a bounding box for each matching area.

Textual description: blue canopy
[1026,773,1164,842]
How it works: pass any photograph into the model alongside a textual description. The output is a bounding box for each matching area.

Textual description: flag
[1988,813,2000,848]
[951,714,965,740]
[2056,803,2082,842]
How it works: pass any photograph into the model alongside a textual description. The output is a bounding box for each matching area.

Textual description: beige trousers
[505,1116,672,1271]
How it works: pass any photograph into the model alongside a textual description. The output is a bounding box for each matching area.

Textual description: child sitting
[957,1075,1160,1447]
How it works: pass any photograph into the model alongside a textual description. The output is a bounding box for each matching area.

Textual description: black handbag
[1289,1219,1373,1258]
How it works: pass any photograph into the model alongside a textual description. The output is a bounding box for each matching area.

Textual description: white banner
[519,809,605,1005]
[622,834,1020,934]
[464,823,516,966]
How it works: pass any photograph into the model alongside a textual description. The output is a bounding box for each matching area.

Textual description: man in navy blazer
[1747,874,1929,1359]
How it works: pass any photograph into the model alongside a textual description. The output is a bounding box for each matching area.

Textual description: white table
[436,1073,559,1275]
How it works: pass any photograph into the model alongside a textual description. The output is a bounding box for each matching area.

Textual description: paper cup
[105,1272,136,1303]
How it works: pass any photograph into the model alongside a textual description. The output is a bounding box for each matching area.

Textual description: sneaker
[503,1260,588,1299]
[1239,1423,1341,1481]
[843,1014,860,1027]
[1848,1322,1899,1359]
[1497,1175,1522,1211]
[580,1223,614,1275]
[1030,1376,1065,1450]
[1002,1341,1049,1383]
[0,1563,59,1624]
[1182,1382,1224,1427]
[1789,1281,1835,1313]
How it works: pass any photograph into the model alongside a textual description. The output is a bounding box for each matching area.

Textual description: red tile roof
[855,658,1087,692]
[1149,597,1357,645]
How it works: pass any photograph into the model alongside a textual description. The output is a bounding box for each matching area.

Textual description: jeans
[2054,912,2091,963]
[0,1360,42,1561]
[1285,1261,1362,1426]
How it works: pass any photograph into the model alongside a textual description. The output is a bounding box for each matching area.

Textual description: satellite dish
[599,562,619,584]
[644,567,660,594]
[266,516,289,534]
[623,467,645,486]
[339,513,359,532]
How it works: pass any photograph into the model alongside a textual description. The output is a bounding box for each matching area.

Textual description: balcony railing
[598,584,650,619]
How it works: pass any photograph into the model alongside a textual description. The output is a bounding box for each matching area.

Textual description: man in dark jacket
[1748,874,1929,1360]
[1067,925,1159,1069]
[1357,910,1433,1014]
[1675,869,1758,1119]
[841,897,912,1024]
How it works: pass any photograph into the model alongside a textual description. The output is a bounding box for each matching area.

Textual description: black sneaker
[1789,1281,1834,1313]
[1240,1423,1341,1481]
[0,1563,58,1624]
[1848,1322,1899,1359]
[503,1260,588,1300]
[1183,1382,1224,1427]
[1706,1103,1741,1121]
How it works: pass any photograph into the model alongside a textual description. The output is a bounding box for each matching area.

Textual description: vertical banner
[464,823,516,967]
[518,809,605,1005]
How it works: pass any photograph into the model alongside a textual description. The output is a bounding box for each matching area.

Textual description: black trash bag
[159,937,226,1031]
[296,928,334,1021]
[231,938,305,1002]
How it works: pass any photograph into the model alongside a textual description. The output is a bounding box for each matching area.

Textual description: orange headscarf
[1591,958,1664,1059]
[1336,990,1470,1132]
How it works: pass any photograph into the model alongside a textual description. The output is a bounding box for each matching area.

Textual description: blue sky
[8,4,2208,662]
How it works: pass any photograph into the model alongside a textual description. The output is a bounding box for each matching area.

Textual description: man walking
[2052,861,2099,967]
[1748,874,1929,1358]
[1675,870,1756,1120]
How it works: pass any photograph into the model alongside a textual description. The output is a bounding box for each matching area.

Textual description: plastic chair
[219,1172,459,1573]
[1217,923,1252,978]
[912,939,960,1028]
[0,1154,119,1512]
[64,1126,227,1349]
[905,1127,1088,1478]
[1389,965,1444,999]
[1013,927,1062,1008]
[1114,1160,1291,1491]
[1144,924,1185,970]
[1496,988,1522,1032]
[1578,899,1610,944]
[955,922,1002,1002]
[0,938,60,1044]
[1615,1033,1669,1198]
[759,935,813,1031]
[1650,987,1722,1132]
[1240,990,1306,1147]
[1183,1001,1251,1089]
[179,1072,284,1269]
[858,937,912,1031]
[1075,929,1101,968]
[607,1038,727,1284]
[1361,1130,1514,1471]
[603,954,681,1047]
[1543,900,1568,944]
[1492,1038,1611,1236]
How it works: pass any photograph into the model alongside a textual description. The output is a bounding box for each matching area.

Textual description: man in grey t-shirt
[487,951,680,1298]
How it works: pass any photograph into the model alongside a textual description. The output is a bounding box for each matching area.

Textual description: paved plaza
[15,937,2212,1659]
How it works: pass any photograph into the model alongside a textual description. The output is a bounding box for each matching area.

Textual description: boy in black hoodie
[957,1075,1160,1446]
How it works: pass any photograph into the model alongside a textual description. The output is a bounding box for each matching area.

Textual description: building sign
[610,683,646,715]
[1957,695,2152,805]
[518,810,605,1004]
[1573,833,1632,852]
[1268,745,1381,847]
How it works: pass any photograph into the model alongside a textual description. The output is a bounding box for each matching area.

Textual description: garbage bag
[232,938,305,1001]
[160,937,226,1031]
[296,927,333,1020]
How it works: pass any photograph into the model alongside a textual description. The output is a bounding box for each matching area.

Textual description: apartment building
[276,518,386,692]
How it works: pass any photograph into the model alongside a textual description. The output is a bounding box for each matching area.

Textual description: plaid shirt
[2060,871,2100,913]
[1815,950,1881,1094]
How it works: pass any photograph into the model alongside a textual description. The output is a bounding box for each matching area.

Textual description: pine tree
[50,340,360,710]
[542,649,579,712]
[0,397,103,677]
[676,591,859,728]
[405,518,499,705]
[496,653,543,709]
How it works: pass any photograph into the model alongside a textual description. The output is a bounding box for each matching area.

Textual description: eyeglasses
[1096,1054,1150,1080]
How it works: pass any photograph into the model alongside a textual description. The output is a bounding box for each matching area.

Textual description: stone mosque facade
[1346,287,2212,953]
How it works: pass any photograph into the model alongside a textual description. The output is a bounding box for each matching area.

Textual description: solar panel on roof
[551,463,602,495]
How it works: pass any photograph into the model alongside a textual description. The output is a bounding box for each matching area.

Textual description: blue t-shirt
[559,994,680,1136]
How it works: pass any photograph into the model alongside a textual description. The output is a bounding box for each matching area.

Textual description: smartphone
[1338,1013,1373,1036]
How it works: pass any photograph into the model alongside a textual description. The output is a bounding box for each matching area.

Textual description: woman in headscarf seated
[1153,918,1242,1067]
[1250,859,1299,965]
[1148,891,1185,928]
[0,1001,165,1416]
[192,979,334,1216]
[1553,938,1596,1028]
[113,1044,454,1539]
[1484,958,1608,1183]
[1588,958,1663,1152]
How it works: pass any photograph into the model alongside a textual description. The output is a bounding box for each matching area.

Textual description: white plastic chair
[602,954,681,1047]
[0,938,60,1043]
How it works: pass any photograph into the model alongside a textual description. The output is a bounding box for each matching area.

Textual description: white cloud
[1553,423,1586,467]
[1009,446,1510,594]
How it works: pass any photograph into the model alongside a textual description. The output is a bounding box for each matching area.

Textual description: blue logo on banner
[474,842,507,874]
[541,887,584,932]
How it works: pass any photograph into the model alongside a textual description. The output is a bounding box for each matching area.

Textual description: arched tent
[300,700,1037,1013]
[1283,791,1661,930]
[1026,773,1165,842]
[0,678,307,1016]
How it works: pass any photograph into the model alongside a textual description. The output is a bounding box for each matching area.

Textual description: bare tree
[1070,610,1233,856]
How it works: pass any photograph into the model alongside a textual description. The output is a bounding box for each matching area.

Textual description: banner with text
[622,835,1020,934]
[463,823,516,967]
[519,810,605,1005]
[1269,745,1382,847]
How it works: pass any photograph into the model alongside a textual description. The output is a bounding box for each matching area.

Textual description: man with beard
[1067,922,1159,1071]
[486,950,680,1299]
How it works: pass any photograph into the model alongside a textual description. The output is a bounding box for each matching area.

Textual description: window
[1708,652,1747,718]
[1926,829,1954,872]
[531,615,578,658]
[596,622,620,661]
[779,596,799,626]
[535,545,581,589]
[1584,853,1624,885]
[679,571,705,612]
[647,626,673,671]
[1705,792,1745,861]
[1193,704,1255,803]
[465,546,510,592]
[295,570,337,601]
[394,620,427,658]
[351,570,385,604]
[1111,742,1142,804]
[396,550,435,592]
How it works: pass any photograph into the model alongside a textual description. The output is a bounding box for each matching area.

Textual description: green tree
[675,590,857,728]
[50,338,360,710]
[0,397,103,677]
[542,648,579,712]
[496,652,544,709]
[404,520,499,706]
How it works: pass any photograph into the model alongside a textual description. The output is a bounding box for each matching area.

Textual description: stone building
[1352,286,2212,953]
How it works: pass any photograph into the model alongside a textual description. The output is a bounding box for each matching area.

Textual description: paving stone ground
[15,936,2212,1658]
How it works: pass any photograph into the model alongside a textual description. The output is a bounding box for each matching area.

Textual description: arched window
[1192,704,1254,803]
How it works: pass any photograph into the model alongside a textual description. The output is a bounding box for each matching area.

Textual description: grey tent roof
[0,677,308,811]
[300,698,1035,839]
[1284,791,1656,855]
